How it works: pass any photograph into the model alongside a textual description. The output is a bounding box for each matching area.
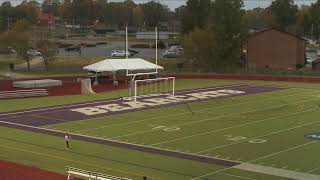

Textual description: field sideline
[1,79,320,179]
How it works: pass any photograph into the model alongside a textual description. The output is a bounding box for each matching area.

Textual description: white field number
[149,124,181,132]
[224,135,267,144]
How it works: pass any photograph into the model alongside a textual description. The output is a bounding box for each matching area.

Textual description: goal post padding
[81,78,95,94]
[130,77,175,101]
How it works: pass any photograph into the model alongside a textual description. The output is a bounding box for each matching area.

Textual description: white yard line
[197,114,320,154]
[74,89,305,134]
[109,97,320,140]
[151,108,315,146]
[0,120,241,167]
[191,141,317,180]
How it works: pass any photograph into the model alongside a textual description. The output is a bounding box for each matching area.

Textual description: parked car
[65,45,81,52]
[163,50,178,58]
[111,50,133,57]
[128,48,139,54]
[27,49,42,56]
[163,46,184,58]
[306,49,318,63]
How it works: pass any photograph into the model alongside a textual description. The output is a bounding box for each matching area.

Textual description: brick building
[247,29,306,69]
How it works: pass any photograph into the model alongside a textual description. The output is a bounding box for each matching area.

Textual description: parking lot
[58,41,166,58]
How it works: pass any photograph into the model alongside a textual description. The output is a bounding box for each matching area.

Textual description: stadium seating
[0,89,48,99]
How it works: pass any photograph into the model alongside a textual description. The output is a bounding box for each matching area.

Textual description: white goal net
[128,77,175,101]
[81,78,95,94]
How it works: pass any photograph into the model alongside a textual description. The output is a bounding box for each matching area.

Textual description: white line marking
[73,87,302,134]
[197,112,320,153]
[0,120,242,166]
[308,167,320,173]
[151,107,315,146]
[218,173,258,180]
[0,84,242,117]
[111,97,320,140]
[235,162,320,180]
[191,141,317,180]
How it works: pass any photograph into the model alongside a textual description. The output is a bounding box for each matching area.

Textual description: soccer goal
[128,77,175,101]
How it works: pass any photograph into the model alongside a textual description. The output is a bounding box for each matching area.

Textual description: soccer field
[1,79,320,179]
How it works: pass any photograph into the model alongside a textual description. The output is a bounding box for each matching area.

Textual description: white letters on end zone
[71,107,108,116]
[70,89,246,116]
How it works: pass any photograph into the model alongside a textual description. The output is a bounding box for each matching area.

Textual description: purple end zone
[0,84,286,127]
[0,84,287,168]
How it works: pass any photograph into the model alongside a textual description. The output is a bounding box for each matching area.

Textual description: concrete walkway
[235,163,320,180]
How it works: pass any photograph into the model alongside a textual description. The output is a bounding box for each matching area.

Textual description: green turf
[3,79,320,179]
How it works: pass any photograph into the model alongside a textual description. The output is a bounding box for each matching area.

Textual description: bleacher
[0,89,48,99]
[66,166,132,180]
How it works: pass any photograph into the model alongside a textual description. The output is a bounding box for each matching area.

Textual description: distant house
[247,29,306,69]
[37,13,55,27]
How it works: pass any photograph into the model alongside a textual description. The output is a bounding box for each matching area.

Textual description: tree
[42,0,61,16]
[210,0,247,68]
[35,40,57,71]
[296,5,311,36]
[184,0,247,71]
[182,0,199,33]
[309,0,320,39]
[184,28,215,70]
[60,0,73,21]
[244,8,267,29]
[18,0,40,23]
[198,0,211,28]
[142,1,170,27]
[269,0,298,30]
[181,0,211,33]
[0,19,32,70]
[132,6,144,28]
[174,5,185,21]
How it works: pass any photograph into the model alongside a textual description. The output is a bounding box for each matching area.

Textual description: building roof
[83,58,164,73]
[249,28,305,41]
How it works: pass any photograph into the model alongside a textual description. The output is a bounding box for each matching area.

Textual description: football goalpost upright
[125,27,175,101]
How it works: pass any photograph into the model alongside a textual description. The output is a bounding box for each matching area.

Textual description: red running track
[0,160,66,180]
[1,74,320,97]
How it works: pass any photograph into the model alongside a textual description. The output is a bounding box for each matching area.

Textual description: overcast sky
[1,0,317,10]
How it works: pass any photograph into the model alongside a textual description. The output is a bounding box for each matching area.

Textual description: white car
[111,50,132,57]
[27,50,42,56]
